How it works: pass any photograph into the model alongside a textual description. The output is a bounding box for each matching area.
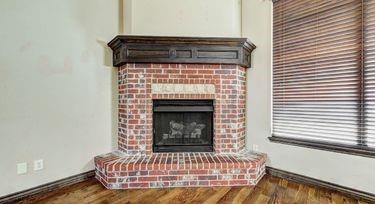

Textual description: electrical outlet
[252,144,259,151]
[17,162,27,174]
[34,159,43,171]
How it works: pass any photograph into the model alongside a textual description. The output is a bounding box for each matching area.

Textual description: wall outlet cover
[17,162,27,174]
[34,159,44,171]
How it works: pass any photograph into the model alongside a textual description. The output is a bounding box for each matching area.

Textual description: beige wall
[124,0,242,37]
[0,0,118,196]
[242,0,375,194]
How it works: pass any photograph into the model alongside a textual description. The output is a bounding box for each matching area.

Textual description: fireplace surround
[94,36,267,189]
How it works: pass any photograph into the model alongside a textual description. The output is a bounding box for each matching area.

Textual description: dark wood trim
[108,35,256,68]
[269,136,375,158]
[266,166,375,202]
[0,170,95,204]
[1,167,374,203]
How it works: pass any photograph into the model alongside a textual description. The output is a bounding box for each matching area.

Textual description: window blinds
[272,0,375,151]
[364,0,375,148]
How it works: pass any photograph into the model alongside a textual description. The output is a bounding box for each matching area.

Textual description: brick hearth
[95,151,266,189]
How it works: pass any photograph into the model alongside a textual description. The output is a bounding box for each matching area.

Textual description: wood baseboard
[0,170,95,204]
[266,166,375,202]
[1,167,374,203]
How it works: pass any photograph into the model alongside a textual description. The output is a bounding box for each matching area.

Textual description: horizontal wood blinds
[364,0,375,148]
[273,0,364,146]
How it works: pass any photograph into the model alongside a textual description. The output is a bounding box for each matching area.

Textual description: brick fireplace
[94,36,267,189]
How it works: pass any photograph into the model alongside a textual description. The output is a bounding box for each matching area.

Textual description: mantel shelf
[108,35,256,68]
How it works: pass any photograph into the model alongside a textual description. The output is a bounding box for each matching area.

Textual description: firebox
[153,100,214,152]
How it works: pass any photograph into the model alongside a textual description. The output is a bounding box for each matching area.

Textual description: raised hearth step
[94,151,266,189]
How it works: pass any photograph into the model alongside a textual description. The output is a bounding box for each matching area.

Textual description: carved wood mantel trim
[108,35,256,68]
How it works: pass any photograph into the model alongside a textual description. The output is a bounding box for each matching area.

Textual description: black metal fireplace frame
[152,100,214,152]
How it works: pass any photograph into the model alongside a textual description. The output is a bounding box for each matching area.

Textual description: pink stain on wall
[19,42,32,53]
[37,55,73,76]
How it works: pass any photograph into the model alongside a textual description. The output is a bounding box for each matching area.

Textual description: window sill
[268,136,375,158]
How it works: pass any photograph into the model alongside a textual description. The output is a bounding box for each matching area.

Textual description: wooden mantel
[108,35,256,68]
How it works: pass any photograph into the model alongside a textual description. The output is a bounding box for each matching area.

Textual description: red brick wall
[118,63,247,155]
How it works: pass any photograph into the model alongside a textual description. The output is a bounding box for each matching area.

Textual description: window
[270,0,375,157]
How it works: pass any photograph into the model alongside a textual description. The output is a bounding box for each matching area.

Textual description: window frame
[269,0,375,158]
[268,136,375,158]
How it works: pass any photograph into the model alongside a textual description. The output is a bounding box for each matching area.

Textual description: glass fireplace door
[153,100,213,152]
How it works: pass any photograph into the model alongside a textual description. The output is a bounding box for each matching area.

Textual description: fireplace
[94,36,267,189]
[153,100,214,152]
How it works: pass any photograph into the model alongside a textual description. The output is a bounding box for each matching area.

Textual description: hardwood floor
[16,175,371,204]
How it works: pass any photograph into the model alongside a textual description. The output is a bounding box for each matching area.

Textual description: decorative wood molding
[269,136,375,158]
[266,167,375,202]
[0,170,95,204]
[108,35,256,68]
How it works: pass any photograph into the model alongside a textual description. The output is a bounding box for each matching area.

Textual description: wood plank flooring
[16,175,371,204]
